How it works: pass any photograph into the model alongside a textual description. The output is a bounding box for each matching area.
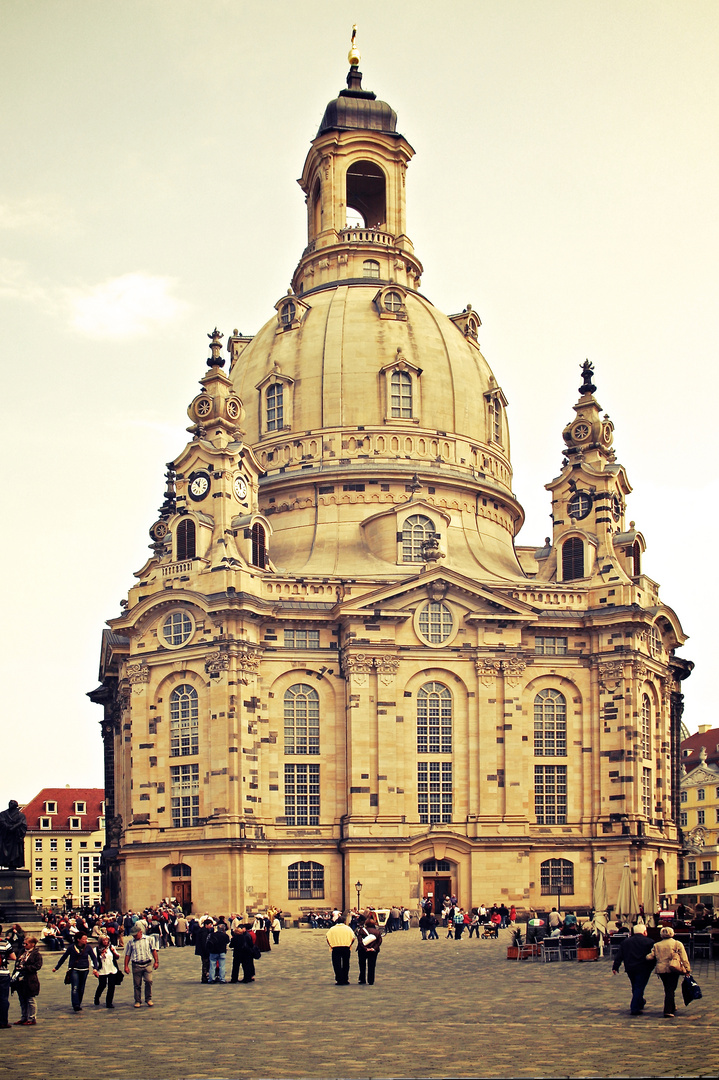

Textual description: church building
[89,42,692,919]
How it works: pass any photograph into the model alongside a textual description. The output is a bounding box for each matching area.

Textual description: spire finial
[207,327,225,369]
[348,24,360,67]
[579,359,596,396]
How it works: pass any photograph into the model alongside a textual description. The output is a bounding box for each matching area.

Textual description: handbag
[112,970,124,984]
[668,943,685,972]
[64,970,72,985]
[681,974,702,1006]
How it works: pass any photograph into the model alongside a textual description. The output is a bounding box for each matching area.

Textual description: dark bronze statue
[0,800,27,869]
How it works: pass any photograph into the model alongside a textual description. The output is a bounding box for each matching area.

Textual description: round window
[417,601,454,645]
[161,611,194,649]
[385,290,403,313]
[568,492,592,520]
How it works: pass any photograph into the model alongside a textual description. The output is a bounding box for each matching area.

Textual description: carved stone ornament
[127,662,150,685]
[475,658,501,686]
[599,661,624,689]
[501,657,527,686]
[342,651,374,685]
[374,656,399,685]
[685,826,706,853]
[205,650,230,674]
[633,663,648,682]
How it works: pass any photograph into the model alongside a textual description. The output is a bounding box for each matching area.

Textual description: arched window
[402,515,434,562]
[347,161,386,228]
[641,694,652,758]
[631,540,641,577]
[417,682,452,754]
[562,537,584,581]
[267,383,284,432]
[177,518,196,561]
[534,689,567,756]
[287,860,324,899]
[279,300,296,327]
[170,684,199,757]
[488,396,502,443]
[540,858,574,895]
[362,259,380,278]
[391,370,412,418]
[251,523,267,569]
[284,684,320,755]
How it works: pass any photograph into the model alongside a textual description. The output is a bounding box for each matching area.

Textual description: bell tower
[292,28,422,295]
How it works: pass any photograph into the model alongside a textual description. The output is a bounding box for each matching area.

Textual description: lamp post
[355,880,362,911]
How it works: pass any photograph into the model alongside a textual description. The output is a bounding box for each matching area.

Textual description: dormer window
[401,515,436,562]
[256,371,294,436]
[391,370,412,418]
[44,800,57,814]
[373,284,407,320]
[74,801,86,815]
[280,300,296,327]
[251,523,267,569]
[40,817,51,830]
[267,383,283,431]
[69,817,81,830]
[380,354,421,424]
[484,387,508,446]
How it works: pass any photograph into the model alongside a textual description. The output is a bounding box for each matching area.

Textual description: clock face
[188,472,210,501]
[234,475,248,501]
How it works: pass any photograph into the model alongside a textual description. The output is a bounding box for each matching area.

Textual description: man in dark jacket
[612,923,655,1015]
[194,920,215,983]
[230,926,257,983]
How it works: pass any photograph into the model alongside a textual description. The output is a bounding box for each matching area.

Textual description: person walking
[648,927,691,1018]
[92,936,121,1009]
[53,933,96,1013]
[12,936,42,1026]
[326,919,355,985]
[356,916,382,985]
[175,915,188,948]
[612,923,656,1016]
[124,926,158,1008]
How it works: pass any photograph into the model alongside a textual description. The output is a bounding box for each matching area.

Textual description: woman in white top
[92,937,120,1009]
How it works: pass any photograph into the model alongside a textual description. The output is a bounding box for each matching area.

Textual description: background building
[90,54,692,919]
[22,788,105,910]
[679,728,719,892]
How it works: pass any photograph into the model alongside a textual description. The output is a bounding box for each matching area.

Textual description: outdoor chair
[541,938,561,962]
[559,935,578,961]
[692,932,711,960]
[516,943,542,962]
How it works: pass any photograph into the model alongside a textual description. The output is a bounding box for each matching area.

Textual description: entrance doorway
[168,864,192,913]
[421,859,453,914]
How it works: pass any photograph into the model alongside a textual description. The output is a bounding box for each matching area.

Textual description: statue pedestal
[0,869,38,922]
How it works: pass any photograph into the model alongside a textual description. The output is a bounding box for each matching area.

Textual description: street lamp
[355,880,362,910]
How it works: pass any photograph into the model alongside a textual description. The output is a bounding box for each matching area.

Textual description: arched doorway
[168,863,192,913]
[421,859,453,914]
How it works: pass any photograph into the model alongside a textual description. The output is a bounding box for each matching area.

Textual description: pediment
[682,764,719,787]
[340,567,539,622]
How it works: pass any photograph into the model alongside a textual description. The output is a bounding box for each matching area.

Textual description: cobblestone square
[2,930,717,1080]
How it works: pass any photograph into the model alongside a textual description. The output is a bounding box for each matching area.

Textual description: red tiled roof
[681,729,719,770]
[21,788,105,831]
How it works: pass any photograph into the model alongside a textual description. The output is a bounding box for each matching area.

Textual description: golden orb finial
[348,23,360,67]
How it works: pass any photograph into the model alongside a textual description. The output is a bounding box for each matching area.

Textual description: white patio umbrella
[616,862,640,921]
[591,861,609,951]
[642,867,657,927]
[661,880,719,898]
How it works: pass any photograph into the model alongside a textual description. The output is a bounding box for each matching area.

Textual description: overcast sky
[1,0,716,804]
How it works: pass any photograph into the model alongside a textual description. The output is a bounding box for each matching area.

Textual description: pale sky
[1,0,716,803]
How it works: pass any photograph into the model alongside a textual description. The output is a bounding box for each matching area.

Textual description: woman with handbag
[648,927,691,1017]
[92,936,121,1008]
[12,936,42,1026]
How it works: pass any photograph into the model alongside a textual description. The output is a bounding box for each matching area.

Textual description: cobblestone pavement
[1,929,718,1080]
